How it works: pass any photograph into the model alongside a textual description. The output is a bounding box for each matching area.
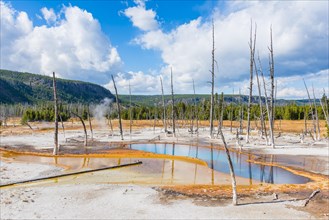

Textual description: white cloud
[41,7,57,24]
[0,2,122,83]
[105,71,160,94]
[124,4,158,31]
[121,0,328,98]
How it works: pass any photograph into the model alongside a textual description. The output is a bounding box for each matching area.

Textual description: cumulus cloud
[41,7,57,24]
[123,2,158,31]
[105,71,160,94]
[122,0,328,97]
[0,2,122,83]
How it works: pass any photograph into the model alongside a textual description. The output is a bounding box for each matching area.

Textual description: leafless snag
[170,68,176,136]
[52,72,59,155]
[312,84,321,140]
[246,20,257,143]
[258,55,274,147]
[87,105,93,141]
[303,190,320,207]
[209,19,215,139]
[269,26,275,147]
[129,81,132,136]
[218,127,238,205]
[319,90,329,134]
[71,111,87,146]
[112,75,124,140]
[22,121,33,130]
[217,92,224,137]
[58,113,66,141]
[303,79,317,140]
[160,76,167,133]
[254,52,266,141]
[238,89,243,135]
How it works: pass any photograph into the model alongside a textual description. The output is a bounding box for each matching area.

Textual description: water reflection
[0,145,310,186]
[130,144,310,184]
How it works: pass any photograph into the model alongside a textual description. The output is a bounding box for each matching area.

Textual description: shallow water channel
[128,143,310,184]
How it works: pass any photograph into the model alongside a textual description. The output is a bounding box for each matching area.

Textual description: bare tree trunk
[319,92,329,130]
[312,85,321,140]
[217,92,224,136]
[268,26,275,147]
[218,127,238,205]
[303,79,317,140]
[254,53,265,140]
[160,76,167,133]
[209,19,215,139]
[171,68,175,136]
[108,111,113,136]
[258,56,274,147]
[112,75,123,140]
[246,21,256,143]
[129,81,132,135]
[239,89,243,134]
[193,79,199,133]
[230,89,234,133]
[87,105,93,141]
[58,113,66,141]
[153,102,158,133]
[274,79,277,129]
[304,106,308,134]
[52,72,59,155]
[71,111,87,146]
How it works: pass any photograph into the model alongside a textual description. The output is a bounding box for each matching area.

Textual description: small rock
[272,193,278,200]
[3,199,12,205]
[22,199,29,203]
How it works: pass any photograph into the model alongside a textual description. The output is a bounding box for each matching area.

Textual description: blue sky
[1,0,328,99]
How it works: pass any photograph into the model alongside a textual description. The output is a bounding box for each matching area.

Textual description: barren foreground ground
[0,119,328,219]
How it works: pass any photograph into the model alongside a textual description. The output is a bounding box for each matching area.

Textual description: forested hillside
[119,94,311,107]
[0,69,115,104]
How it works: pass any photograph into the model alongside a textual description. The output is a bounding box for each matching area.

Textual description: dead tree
[108,108,114,136]
[22,121,33,130]
[217,92,224,137]
[193,79,199,133]
[52,72,59,155]
[112,75,123,140]
[246,21,257,143]
[254,52,266,140]
[170,68,176,136]
[258,55,274,147]
[304,106,308,134]
[160,76,167,133]
[218,127,238,205]
[319,91,329,134]
[268,26,275,147]
[303,79,317,140]
[238,89,243,134]
[58,113,66,141]
[230,89,234,133]
[71,111,87,146]
[87,105,93,141]
[312,85,321,140]
[153,101,158,133]
[129,81,132,135]
[209,19,215,139]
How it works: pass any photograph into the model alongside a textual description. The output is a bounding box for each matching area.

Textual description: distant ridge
[0,69,312,106]
[0,69,115,104]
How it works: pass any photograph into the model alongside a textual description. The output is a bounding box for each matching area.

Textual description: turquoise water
[129,143,310,184]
